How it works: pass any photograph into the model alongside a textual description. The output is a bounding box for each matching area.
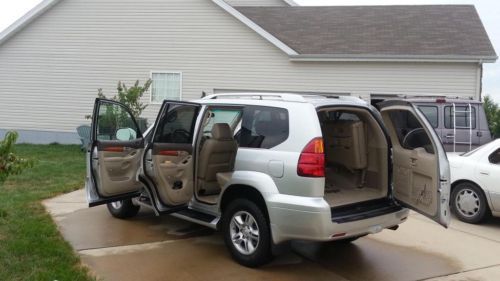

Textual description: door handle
[479,171,490,176]
[445,135,454,139]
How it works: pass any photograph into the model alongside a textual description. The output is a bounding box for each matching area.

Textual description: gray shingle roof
[235,5,497,59]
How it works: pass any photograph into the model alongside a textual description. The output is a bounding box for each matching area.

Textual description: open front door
[85,99,144,207]
[143,101,201,208]
[380,101,450,227]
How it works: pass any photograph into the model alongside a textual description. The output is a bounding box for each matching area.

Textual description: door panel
[143,101,201,207]
[86,99,144,206]
[146,143,194,205]
[380,101,450,227]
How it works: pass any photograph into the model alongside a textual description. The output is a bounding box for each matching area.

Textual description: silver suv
[85,93,451,267]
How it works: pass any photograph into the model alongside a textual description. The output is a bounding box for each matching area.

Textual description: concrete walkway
[44,189,500,281]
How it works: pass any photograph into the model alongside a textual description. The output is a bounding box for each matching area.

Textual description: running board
[171,209,220,230]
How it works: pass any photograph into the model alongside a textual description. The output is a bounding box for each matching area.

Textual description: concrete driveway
[44,189,500,281]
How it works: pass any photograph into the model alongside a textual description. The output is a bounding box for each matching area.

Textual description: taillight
[297,137,325,177]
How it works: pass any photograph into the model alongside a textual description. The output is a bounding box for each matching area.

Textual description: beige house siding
[0,0,480,143]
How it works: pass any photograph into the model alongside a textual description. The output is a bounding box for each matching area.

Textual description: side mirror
[116,128,136,141]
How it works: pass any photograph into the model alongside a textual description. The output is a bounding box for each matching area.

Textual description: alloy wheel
[229,211,260,255]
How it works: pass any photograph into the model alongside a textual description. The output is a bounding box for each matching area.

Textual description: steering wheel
[402,128,427,150]
[172,129,191,142]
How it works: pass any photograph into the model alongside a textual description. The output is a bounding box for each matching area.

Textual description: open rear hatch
[318,106,391,210]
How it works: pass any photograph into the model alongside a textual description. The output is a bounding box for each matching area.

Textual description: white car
[448,139,500,223]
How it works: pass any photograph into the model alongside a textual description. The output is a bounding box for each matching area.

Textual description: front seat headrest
[212,123,233,140]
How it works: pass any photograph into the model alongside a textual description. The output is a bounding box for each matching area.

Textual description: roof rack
[402,95,474,100]
[202,93,367,105]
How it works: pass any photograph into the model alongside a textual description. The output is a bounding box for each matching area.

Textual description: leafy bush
[0,131,34,185]
[483,95,500,138]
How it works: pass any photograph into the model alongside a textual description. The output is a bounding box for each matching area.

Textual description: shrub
[483,95,500,138]
[87,79,152,119]
[0,131,34,185]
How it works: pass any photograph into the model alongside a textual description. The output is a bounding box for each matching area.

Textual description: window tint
[489,149,500,165]
[418,106,438,128]
[322,111,360,122]
[96,102,141,141]
[444,106,476,129]
[154,104,198,144]
[387,110,434,154]
[236,106,289,149]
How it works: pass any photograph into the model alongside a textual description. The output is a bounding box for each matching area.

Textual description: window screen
[236,106,289,149]
[444,106,476,129]
[418,106,438,128]
[151,72,181,103]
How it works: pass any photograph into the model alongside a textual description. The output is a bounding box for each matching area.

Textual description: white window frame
[149,71,183,104]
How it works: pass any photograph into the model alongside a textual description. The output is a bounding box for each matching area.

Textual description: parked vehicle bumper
[266,194,410,244]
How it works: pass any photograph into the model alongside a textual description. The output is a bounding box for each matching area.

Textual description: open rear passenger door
[142,100,201,209]
[379,100,451,227]
[86,99,145,206]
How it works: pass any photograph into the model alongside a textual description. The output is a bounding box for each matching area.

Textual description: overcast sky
[0,0,498,102]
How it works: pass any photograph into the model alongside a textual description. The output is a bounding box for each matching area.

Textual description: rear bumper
[266,194,409,244]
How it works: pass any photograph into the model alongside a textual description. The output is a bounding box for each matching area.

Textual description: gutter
[289,54,499,63]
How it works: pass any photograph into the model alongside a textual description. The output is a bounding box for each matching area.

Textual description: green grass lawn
[0,144,94,281]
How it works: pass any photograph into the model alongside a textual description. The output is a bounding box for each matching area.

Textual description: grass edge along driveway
[0,144,94,281]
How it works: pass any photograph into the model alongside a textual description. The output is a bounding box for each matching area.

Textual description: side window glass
[154,104,198,144]
[444,106,476,129]
[97,102,141,141]
[202,108,242,137]
[387,110,434,154]
[489,149,500,165]
[417,106,438,128]
[236,106,289,149]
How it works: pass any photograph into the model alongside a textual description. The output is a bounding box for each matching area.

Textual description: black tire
[106,199,140,219]
[222,199,272,267]
[451,182,490,224]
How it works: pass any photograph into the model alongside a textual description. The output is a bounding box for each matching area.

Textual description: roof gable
[0,0,62,46]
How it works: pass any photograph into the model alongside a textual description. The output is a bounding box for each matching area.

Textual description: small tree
[0,131,34,185]
[96,80,152,119]
[483,95,500,138]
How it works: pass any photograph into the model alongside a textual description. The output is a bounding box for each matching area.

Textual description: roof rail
[202,93,368,104]
[404,95,474,100]
[203,93,314,102]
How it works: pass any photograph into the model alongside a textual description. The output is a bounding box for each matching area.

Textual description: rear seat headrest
[212,123,233,140]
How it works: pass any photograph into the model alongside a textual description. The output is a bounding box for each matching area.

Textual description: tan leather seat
[324,120,367,171]
[198,123,238,195]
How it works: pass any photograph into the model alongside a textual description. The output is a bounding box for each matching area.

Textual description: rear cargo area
[318,107,389,207]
